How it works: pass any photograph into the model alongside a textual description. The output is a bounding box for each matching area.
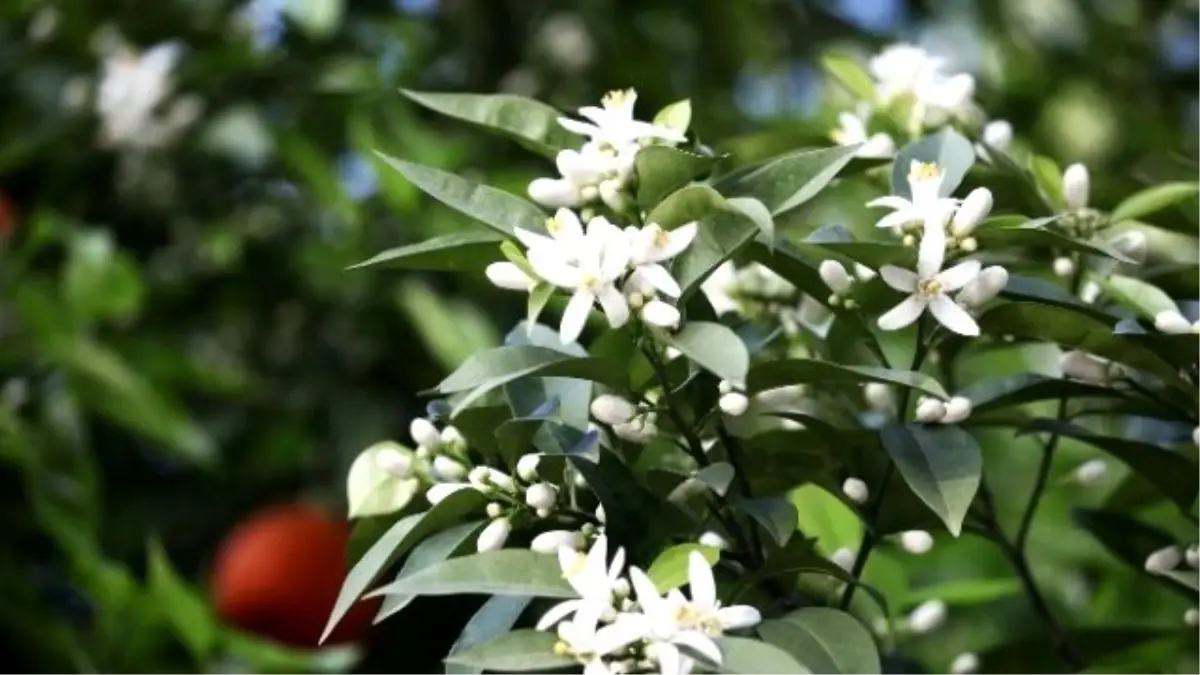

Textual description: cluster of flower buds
[914,395,973,425]
[590,393,659,444]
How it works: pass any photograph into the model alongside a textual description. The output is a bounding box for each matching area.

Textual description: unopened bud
[486,502,504,519]
[426,482,471,505]
[487,469,516,493]
[525,482,558,510]
[476,517,512,552]
[590,394,637,425]
[642,299,681,329]
[1145,546,1182,574]
[441,425,466,449]
[486,262,536,291]
[1063,163,1090,211]
[433,455,469,482]
[1186,608,1199,627]
[410,418,441,449]
[612,578,631,598]
[950,188,993,237]
[900,530,934,555]
[957,265,1009,308]
[517,453,540,482]
[842,477,869,504]
[907,599,947,633]
[854,264,877,281]
[831,547,857,572]
[595,504,606,523]
[698,530,732,550]
[819,260,854,294]
[951,652,980,674]
[1073,459,1107,486]
[719,392,750,417]
[530,529,583,554]
[914,397,947,423]
[864,382,895,412]
[1187,545,1198,569]
[902,234,916,247]
[982,120,1012,151]
[1109,229,1147,265]
[1154,310,1193,335]
[1052,256,1076,278]
[940,396,973,425]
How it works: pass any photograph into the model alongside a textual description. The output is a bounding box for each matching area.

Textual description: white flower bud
[573,470,589,488]
[1073,459,1107,486]
[485,262,536,291]
[940,396,973,425]
[517,453,540,482]
[900,530,934,555]
[415,446,431,460]
[426,482,471,505]
[1187,545,1198,569]
[530,529,583,554]
[864,383,894,412]
[1145,546,1182,574]
[958,237,978,253]
[486,502,504,519]
[1079,281,1101,304]
[1109,229,1147,265]
[433,455,469,482]
[831,547,857,572]
[951,652,980,674]
[487,469,516,493]
[525,482,558,510]
[1063,163,1090,211]
[854,263,877,281]
[410,418,441,449]
[957,265,1009,308]
[1194,426,1200,447]
[641,299,681,329]
[468,465,491,488]
[719,392,750,417]
[950,188,993,237]
[1052,256,1076,278]
[1186,608,1199,627]
[1154,310,1192,335]
[819,260,854,294]
[476,517,512,552]
[535,507,551,518]
[595,504,606,524]
[374,447,413,478]
[907,599,947,634]
[842,477,869,504]
[528,177,582,208]
[982,120,1012,151]
[612,578,631,598]
[699,531,731,550]
[914,397,947,423]
[590,394,637,425]
[441,425,466,449]
[1059,350,1111,383]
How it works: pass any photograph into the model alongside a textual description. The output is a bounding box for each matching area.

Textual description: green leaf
[747,359,948,399]
[1101,275,1178,320]
[635,146,716,210]
[741,497,799,546]
[758,608,881,675]
[821,54,877,101]
[375,521,485,623]
[880,424,981,536]
[646,184,760,295]
[669,321,751,386]
[974,217,1135,263]
[891,129,975,199]
[904,577,1020,606]
[446,595,532,675]
[503,322,594,432]
[716,145,860,215]
[345,441,420,519]
[569,452,689,559]
[147,540,217,663]
[790,484,862,556]
[978,626,1188,673]
[803,224,916,269]
[369,550,574,598]
[654,99,693,134]
[375,154,546,236]
[961,373,1124,416]
[647,544,720,593]
[1161,570,1199,592]
[349,231,505,271]
[726,197,775,249]
[695,462,735,496]
[1029,154,1065,210]
[1111,182,1199,223]
[401,90,578,158]
[437,346,625,415]
[719,636,811,674]
[397,279,502,374]
[443,629,573,672]
[1022,420,1198,510]
[282,0,344,39]
[526,284,555,328]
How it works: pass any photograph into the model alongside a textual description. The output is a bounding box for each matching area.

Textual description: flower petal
[687,551,716,608]
[929,295,980,336]
[514,227,555,251]
[597,284,630,329]
[866,196,913,211]
[536,599,581,631]
[659,222,698,260]
[560,290,595,344]
[717,604,762,631]
[552,208,586,243]
[594,615,649,655]
[628,566,670,623]
[656,642,684,675]
[673,630,723,666]
[878,295,926,331]
[875,209,918,231]
[528,179,582,208]
[917,214,946,279]
[528,248,582,289]
[935,260,981,292]
[559,117,600,137]
[879,265,917,292]
[637,263,682,298]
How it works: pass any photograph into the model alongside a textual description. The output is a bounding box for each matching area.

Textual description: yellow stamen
[918,278,943,299]
[546,217,561,235]
[909,161,942,183]
[602,88,635,110]
[651,226,670,250]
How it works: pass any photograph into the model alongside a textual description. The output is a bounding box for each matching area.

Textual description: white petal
[514,227,556,251]
[559,117,600,137]
[609,545,626,581]
[917,214,946,279]
[929,295,980,336]
[599,233,632,281]
[557,150,604,185]
[536,600,582,630]
[860,133,895,158]
[1155,310,1192,334]
[866,196,913,211]
[717,604,762,631]
[485,262,535,291]
[656,642,683,675]
[879,265,918,292]
[528,178,583,208]
[642,300,681,329]
[638,263,683,297]
[583,660,612,675]
[687,551,716,608]
[878,295,926,331]
[628,566,670,622]
[1063,163,1089,211]
[660,222,699,259]
[875,209,919,231]
[560,290,595,344]
[935,260,982,292]
[674,630,723,665]
[593,617,649,655]
[551,208,586,242]
[527,247,582,289]
[597,284,630,328]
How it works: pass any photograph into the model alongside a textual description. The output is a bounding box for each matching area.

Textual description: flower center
[545,217,561,235]
[602,88,635,110]
[909,161,942,183]
[673,604,702,628]
[562,551,588,580]
[651,226,670,250]
[580,273,600,291]
[917,278,943,299]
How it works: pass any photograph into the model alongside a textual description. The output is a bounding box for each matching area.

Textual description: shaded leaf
[880,424,981,536]
[647,544,720,593]
[695,462,735,497]
[349,231,504,271]
[790,483,862,556]
[375,521,485,623]
[445,596,532,675]
[961,373,1124,416]
[741,497,799,546]
[402,89,577,158]
[636,146,717,210]
[669,321,751,386]
[437,346,626,415]
[758,608,881,674]
[717,145,860,215]
[727,197,775,249]
[747,359,948,399]
[1111,183,1199,224]
[719,636,811,674]
[443,629,573,672]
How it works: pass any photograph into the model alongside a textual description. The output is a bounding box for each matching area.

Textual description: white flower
[982,120,1013,151]
[410,417,441,449]
[878,213,982,336]
[831,547,857,572]
[907,599,947,633]
[1145,546,1182,574]
[641,299,682,329]
[900,530,934,554]
[1109,229,1147,264]
[1063,163,1090,211]
[914,396,947,423]
[433,455,468,482]
[537,535,627,629]
[1154,310,1198,334]
[531,529,585,554]
[951,652,980,674]
[956,265,1009,308]
[718,392,750,417]
[486,262,537,291]
[1186,608,1199,627]
[1052,256,1076,278]
[1073,459,1107,486]
[842,477,869,504]
[626,222,698,299]
[527,147,609,208]
[517,453,541,482]
[831,109,895,158]
[698,531,732,551]
[950,188,992,238]
[525,214,631,343]
[1059,350,1112,383]
[819,260,854,295]
[868,161,959,232]
[374,446,413,479]
[626,562,739,673]
[525,482,558,510]
[426,482,472,505]
[869,44,944,103]
[97,41,196,149]
[940,396,972,424]
[558,88,686,148]
[477,517,512,552]
[595,504,607,524]
[591,394,638,425]
[864,383,895,413]
[551,602,647,674]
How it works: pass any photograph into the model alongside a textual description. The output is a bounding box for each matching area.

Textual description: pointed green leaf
[635,146,716,209]
[741,497,799,546]
[525,284,555,328]
[375,521,485,623]
[446,595,532,675]
[717,145,860,215]
[695,462,735,496]
[369,550,574,598]
[891,129,975,199]
[349,231,505,271]
[647,544,720,593]
[436,346,626,415]
[1029,154,1065,210]
[790,483,862,556]
[880,424,981,536]
[758,608,881,675]
[974,219,1134,263]
[719,637,811,674]
[821,54,877,102]
[960,373,1125,416]
[1101,274,1178,320]
[669,321,751,386]
[444,630,571,672]
[727,197,775,249]
[747,359,948,399]
[1111,182,1199,224]
[402,89,578,158]
[654,99,692,134]
[147,540,217,662]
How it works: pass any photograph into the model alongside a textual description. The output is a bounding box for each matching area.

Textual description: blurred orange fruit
[211,502,378,648]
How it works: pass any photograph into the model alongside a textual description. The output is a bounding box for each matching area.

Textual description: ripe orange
[211,502,378,648]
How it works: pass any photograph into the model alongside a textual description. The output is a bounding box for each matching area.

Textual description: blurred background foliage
[0,0,1195,672]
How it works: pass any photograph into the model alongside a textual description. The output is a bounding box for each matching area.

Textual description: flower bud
[819,260,854,294]
[831,547,857,572]
[517,453,540,482]
[613,416,657,444]
[1186,608,1199,627]
[487,469,516,493]
[486,502,504,519]
[1154,310,1193,335]
[1052,256,1076,278]
[907,599,947,634]
[718,380,733,395]
[426,482,471,505]
[530,529,584,554]
[525,482,558,510]
[590,394,637,425]
[528,177,581,209]
[441,425,466,449]
[719,392,750,417]
[433,455,469,482]
[485,262,536,291]
[641,300,681,329]
[1145,546,1182,574]
[1073,459,1107,486]
[940,396,973,425]
[900,530,934,555]
[914,397,947,423]
[1062,163,1089,211]
[1109,229,1147,265]
[410,418,441,449]
[468,466,491,488]
[476,517,512,552]
[864,383,895,413]
[842,477,870,504]
[1187,545,1198,569]
[951,652,980,674]
[1059,350,1111,383]
[854,264,877,281]
[595,504,606,524]
[415,446,431,460]
[950,188,993,237]
[374,447,413,479]
[957,265,1009,308]
[612,578,631,598]
[1194,426,1200,447]
[982,119,1012,151]
[698,530,731,550]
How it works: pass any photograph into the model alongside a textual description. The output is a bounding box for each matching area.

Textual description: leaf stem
[1015,395,1068,551]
